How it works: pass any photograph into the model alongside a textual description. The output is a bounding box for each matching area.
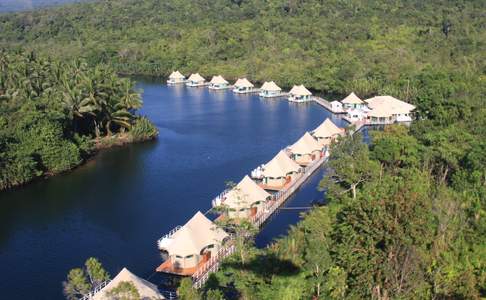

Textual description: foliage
[63,257,110,300]
[129,116,158,142]
[106,281,141,300]
[0,50,156,190]
[178,277,201,300]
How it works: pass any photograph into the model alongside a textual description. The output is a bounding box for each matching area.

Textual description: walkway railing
[192,243,236,288]
[311,96,345,114]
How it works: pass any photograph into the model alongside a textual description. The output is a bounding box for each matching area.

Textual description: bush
[129,117,158,142]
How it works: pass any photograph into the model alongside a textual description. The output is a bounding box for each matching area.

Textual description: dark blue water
[0,78,348,299]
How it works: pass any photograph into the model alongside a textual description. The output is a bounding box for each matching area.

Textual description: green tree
[106,281,141,300]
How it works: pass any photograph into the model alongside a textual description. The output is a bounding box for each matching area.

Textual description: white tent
[210,75,229,85]
[289,85,312,96]
[234,78,254,88]
[260,81,282,92]
[169,70,185,80]
[341,92,364,104]
[187,73,205,83]
[262,150,301,179]
[163,211,228,257]
[222,176,271,218]
[312,118,343,140]
[289,132,321,156]
[92,268,165,300]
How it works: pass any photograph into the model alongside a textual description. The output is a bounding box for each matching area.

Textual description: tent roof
[262,150,300,178]
[188,73,205,82]
[234,78,254,88]
[165,211,228,257]
[169,70,185,79]
[312,118,343,139]
[224,176,271,209]
[210,75,228,84]
[365,96,416,116]
[260,81,282,92]
[289,85,312,96]
[289,132,321,155]
[341,92,364,104]
[92,268,165,300]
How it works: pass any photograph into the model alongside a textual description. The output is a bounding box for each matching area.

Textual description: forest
[0,50,158,190]
[0,0,484,299]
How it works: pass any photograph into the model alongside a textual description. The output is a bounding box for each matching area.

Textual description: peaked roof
[234,78,254,88]
[93,268,165,300]
[341,92,364,104]
[262,150,300,178]
[188,73,205,82]
[260,81,282,92]
[289,85,312,96]
[224,176,271,209]
[289,132,322,155]
[365,96,416,115]
[312,119,343,139]
[169,70,185,79]
[164,211,228,257]
[210,75,228,84]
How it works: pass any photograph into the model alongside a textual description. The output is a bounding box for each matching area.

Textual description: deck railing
[80,280,110,300]
[157,225,182,247]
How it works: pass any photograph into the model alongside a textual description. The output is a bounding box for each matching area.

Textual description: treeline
[0,50,158,190]
[0,0,484,101]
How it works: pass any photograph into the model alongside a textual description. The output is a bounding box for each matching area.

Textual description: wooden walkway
[191,155,327,288]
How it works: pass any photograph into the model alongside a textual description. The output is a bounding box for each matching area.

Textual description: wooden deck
[156,255,209,276]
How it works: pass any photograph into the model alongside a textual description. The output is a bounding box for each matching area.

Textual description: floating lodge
[167,70,186,85]
[233,78,255,94]
[186,73,207,87]
[288,84,312,102]
[259,81,283,98]
[208,75,229,90]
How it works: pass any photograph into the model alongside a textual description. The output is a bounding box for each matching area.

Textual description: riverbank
[1,130,158,193]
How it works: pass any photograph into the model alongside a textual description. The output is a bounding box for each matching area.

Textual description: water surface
[0,78,348,299]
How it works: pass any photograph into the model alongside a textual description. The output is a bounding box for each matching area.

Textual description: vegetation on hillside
[188,127,485,299]
[0,50,158,190]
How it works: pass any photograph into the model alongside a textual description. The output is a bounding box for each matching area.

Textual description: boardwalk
[191,155,327,288]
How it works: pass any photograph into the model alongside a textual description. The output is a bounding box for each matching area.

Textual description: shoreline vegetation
[0,0,484,299]
[0,50,158,191]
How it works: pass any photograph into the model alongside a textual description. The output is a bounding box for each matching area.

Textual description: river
[0,77,351,299]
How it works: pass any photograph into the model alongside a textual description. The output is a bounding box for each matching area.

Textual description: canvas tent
[311,118,344,147]
[219,175,271,219]
[92,268,165,300]
[288,132,322,165]
[261,150,301,189]
[158,211,228,270]
[288,85,312,102]
[167,70,185,84]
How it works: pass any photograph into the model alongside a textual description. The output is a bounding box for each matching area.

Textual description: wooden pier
[191,155,327,288]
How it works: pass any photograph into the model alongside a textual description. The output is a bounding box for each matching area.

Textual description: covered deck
[156,254,209,276]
